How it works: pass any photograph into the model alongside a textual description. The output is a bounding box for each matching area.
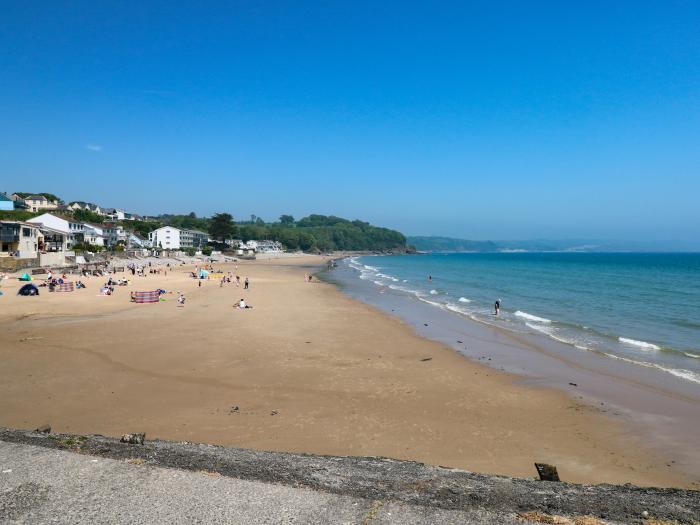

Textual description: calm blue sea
[350,253,700,384]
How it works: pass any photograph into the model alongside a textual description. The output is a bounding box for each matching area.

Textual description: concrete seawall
[1,428,698,524]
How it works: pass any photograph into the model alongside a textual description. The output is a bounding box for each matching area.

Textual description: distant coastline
[408,235,700,253]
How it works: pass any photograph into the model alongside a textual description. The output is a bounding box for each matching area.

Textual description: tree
[73,208,103,224]
[279,214,295,225]
[209,213,236,241]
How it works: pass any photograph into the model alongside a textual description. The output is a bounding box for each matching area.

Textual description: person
[428,275,432,282]
[494,299,501,316]
[244,277,249,290]
[235,275,240,287]
[238,298,252,309]
[198,280,202,288]
[177,293,186,307]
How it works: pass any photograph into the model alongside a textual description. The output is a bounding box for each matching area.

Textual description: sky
[1,1,699,245]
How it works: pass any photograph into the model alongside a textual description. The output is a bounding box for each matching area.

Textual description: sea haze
[348,252,700,385]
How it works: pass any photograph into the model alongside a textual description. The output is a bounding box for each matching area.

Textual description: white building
[102,208,129,221]
[239,240,283,253]
[0,221,42,258]
[27,213,84,249]
[82,223,106,247]
[149,226,181,250]
[127,232,151,248]
[68,201,102,215]
[149,227,207,250]
[255,240,283,253]
[15,194,59,213]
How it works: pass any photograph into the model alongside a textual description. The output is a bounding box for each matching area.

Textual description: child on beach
[244,277,249,290]
[177,293,186,307]
[237,298,252,309]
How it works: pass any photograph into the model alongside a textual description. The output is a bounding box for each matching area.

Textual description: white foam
[445,303,470,316]
[618,337,660,351]
[429,289,438,295]
[604,353,700,384]
[684,352,700,359]
[458,297,471,303]
[526,322,554,336]
[515,311,552,324]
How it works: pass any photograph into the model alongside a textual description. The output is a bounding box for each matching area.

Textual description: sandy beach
[0,255,695,488]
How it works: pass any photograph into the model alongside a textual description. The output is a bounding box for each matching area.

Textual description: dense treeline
[238,215,407,252]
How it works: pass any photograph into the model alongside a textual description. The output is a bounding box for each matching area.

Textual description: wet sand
[0,256,695,488]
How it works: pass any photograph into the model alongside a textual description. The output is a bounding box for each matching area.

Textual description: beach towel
[19,273,32,281]
[209,273,225,279]
[55,282,74,292]
[132,290,160,304]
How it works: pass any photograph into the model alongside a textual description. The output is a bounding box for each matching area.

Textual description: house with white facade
[99,223,127,247]
[0,221,42,258]
[101,208,130,221]
[15,194,60,213]
[149,227,208,250]
[27,213,84,249]
[68,201,103,215]
[149,226,181,250]
[82,223,106,247]
[126,231,151,248]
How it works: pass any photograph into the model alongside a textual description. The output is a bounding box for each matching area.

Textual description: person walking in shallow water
[494,299,501,316]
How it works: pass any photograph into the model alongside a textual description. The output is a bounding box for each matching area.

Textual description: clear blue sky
[1,1,699,244]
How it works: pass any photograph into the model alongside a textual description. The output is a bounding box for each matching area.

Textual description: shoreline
[325,255,700,483]
[0,255,696,488]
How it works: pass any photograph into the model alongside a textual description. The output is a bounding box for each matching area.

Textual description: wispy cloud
[85,144,103,152]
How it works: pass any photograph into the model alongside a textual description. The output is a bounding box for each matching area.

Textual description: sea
[344,252,700,386]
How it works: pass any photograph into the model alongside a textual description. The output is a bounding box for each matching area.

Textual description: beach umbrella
[19,273,32,281]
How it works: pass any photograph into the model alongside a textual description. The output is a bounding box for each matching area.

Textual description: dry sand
[0,256,694,488]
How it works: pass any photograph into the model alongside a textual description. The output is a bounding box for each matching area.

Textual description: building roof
[26,194,50,201]
[0,193,12,202]
[0,220,41,228]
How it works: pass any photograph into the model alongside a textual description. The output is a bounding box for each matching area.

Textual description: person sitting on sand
[238,298,252,309]
[177,293,186,307]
